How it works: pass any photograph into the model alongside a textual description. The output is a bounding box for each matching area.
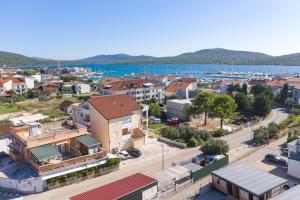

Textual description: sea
[26,64,300,79]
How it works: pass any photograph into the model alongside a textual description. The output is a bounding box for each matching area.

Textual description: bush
[268,122,280,139]
[201,139,229,155]
[253,126,269,145]
[212,129,230,138]
[188,138,199,147]
[161,127,180,140]
[287,135,298,143]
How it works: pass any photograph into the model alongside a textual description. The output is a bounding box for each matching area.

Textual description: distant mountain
[0,51,55,67]
[1,48,300,67]
[76,53,156,64]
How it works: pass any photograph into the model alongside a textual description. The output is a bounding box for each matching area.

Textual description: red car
[167,118,180,125]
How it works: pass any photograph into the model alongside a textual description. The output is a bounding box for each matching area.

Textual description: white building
[100,79,165,104]
[73,83,91,94]
[287,138,300,179]
[166,99,192,121]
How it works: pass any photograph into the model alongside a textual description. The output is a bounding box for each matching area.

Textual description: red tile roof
[166,81,190,93]
[101,77,123,85]
[265,81,285,88]
[0,79,10,87]
[180,77,197,83]
[0,125,11,136]
[248,79,268,85]
[132,128,145,139]
[70,173,157,200]
[88,94,141,120]
[104,79,159,91]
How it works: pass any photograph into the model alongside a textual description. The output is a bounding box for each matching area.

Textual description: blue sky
[1,0,300,60]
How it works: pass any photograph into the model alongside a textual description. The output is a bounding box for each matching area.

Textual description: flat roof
[70,173,157,200]
[182,162,203,172]
[212,163,287,196]
[270,185,300,200]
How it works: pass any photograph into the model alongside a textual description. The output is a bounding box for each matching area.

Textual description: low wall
[158,137,187,148]
[0,177,43,193]
[192,155,229,182]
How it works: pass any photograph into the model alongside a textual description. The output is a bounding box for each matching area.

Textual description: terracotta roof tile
[132,128,145,139]
[0,125,11,136]
[70,173,157,200]
[104,79,160,91]
[88,94,141,119]
[166,81,190,93]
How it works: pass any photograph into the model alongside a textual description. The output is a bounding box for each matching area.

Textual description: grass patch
[37,107,65,119]
[0,103,23,114]
[148,123,167,136]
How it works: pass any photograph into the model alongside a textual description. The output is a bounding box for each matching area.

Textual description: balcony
[30,150,107,173]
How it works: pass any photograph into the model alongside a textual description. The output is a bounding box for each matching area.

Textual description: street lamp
[161,144,165,170]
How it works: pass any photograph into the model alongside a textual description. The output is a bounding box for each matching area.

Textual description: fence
[192,155,229,182]
[158,137,187,148]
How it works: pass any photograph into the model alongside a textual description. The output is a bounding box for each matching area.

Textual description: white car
[117,150,131,160]
[149,116,161,123]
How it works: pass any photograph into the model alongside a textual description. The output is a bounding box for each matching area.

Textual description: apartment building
[100,79,165,103]
[85,94,148,153]
[165,78,197,99]
[8,120,106,174]
[130,74,175,86]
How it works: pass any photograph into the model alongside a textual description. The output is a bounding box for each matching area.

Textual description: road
[23,108,288,200]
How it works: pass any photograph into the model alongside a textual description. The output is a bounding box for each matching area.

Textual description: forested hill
[1,48,300,67]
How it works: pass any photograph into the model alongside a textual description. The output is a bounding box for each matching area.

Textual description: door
[57,143,65,155]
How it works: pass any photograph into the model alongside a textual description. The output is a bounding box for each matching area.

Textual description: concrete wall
[288,159,300,179]
[0,177,43,193]
[212,175,228,194]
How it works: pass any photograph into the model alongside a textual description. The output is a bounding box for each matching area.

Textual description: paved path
[23,108,288,200]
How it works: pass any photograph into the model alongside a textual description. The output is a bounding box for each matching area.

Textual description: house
[72,83,91,94]
[212,80,243,94]
[87,94,148,153]
[287,138,300,179]
[165,78,197,99]
[0,79,12,94]
[212,163,287,200]
[8,120,106,175]
[290,84,300,105]
[71,102,91,130]
[39,83,59,96]
[130,74,174,86]
[265,81,285,95]
[60,100,75,114]
[270,185,300,200]
[100,79,165,104]
[100,77,123,85]
[166,99,192,121]
[70,173,158,200]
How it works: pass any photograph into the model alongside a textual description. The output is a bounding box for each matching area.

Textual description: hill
[0,51,55,67]
[1,48,300,67]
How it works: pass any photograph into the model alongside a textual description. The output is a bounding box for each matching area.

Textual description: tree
[201,139,229,155]
[285,98,295,110]
[149,103,161,117]
[279,83,289,105]
[251,84,266,96]
[242,83,248,95]
[212,94,237,129]
[234,93,253,116]
[253,126,269,145]
[227,84,241,92]
[188,91,215,125]
[267,122,279,139]
[253,94,272,117]
[25,89,39,99]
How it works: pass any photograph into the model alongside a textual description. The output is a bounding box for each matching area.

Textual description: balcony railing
[31,150,107,173]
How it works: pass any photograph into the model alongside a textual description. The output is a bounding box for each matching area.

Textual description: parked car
[265,153,287,166]
[167,118,180,125]
[126,147,142,158]
[149,116,161,124]
[117,150,131,160]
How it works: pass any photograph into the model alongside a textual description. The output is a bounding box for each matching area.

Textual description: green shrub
[187,138,199,147]
[287,135,298,143]
[212,129,230,137]
[201,139,229,155]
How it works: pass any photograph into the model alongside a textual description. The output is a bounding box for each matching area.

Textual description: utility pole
[161,144,165,170]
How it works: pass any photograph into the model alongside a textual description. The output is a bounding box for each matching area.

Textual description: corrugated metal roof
[212,163,287,196]
[75,135,100,147]
[270,185,300,200]
[29,144,61,162]
[70,173,157,200]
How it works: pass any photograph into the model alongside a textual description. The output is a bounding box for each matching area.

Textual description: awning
[29,144,61,162]
[75,135,100,148]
